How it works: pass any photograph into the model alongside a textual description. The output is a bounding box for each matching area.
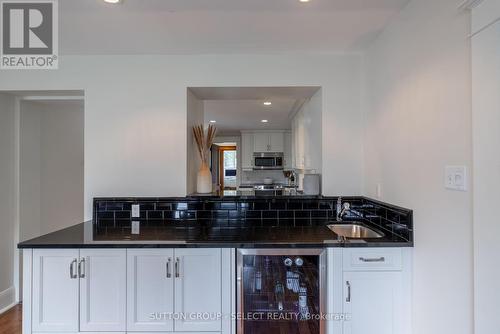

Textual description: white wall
[471,1,500,333]
[363,0,473,333]
[19,100,84,240]
[0,93,16,311]
[0,55,364,219]
[19,103,42,241]
[186,89,204,195]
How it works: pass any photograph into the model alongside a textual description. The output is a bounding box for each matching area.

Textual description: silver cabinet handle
[78,258,86,278]
[175,258,180,278]
[166,258,172,278]
[70,259,78,279]
[359,256,385,263]
[346,281,351,303]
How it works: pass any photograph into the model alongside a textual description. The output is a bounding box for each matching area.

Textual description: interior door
[174,248,222,332]
[79,249,127,332]
[32,249,79,332]
[127,249,175,332]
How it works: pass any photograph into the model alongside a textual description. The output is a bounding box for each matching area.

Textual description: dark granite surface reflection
[18,220,412,249]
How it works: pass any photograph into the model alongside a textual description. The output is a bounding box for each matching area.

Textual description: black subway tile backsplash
[92,196,413,242]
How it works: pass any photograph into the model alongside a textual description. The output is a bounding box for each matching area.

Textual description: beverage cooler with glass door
[237,249,326,334]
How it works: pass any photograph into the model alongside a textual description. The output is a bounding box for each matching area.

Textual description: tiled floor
[0,304,21,334]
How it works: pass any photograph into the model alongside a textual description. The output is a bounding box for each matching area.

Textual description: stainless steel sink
[327,223,384,239]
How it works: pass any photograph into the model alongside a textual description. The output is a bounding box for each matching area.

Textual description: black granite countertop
[18,220,412,249]
[187,190,318,199]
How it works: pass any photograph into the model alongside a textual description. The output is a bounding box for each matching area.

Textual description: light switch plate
[131,221,140,234]
[375,183,383,199]
[131,204,140,218]
[445,166,467,191]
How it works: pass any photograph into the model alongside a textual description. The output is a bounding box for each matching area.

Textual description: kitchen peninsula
[19,195,413,334]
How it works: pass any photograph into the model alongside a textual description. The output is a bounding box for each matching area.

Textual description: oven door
[237,249,326,334]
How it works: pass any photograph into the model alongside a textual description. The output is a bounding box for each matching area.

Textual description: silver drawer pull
[359,256,385,263]
[346,281,351,302]
[175,258,180,278]
[69,259,78,279]
[78,258,86,278]
[166,258,172,278]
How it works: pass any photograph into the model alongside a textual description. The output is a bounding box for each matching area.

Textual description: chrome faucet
[336,198,351,222]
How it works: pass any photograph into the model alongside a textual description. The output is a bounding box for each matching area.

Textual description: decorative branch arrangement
[192,124,216,164]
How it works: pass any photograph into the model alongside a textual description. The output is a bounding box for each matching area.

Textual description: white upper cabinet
[79,249,127,332]
[269,132,284,152]
[174,248,222,332]
[291,92,322,171]
[284,131,292,169]
[253,132,271,152]
[127,249,175,332]
[253,131,285,153]
[241,131,286,170]
[241,132,254,170]
[293,110,306,169]
[32,249,80,333]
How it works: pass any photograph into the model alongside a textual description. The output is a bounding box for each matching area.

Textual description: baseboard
[0,286,16,314]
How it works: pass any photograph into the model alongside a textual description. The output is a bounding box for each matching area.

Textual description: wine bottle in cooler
[298,283,310,319]
[275,281,285,311]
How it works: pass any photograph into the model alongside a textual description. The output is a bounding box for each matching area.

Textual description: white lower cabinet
[29,248,227,334]
[32,249,80,333]
[173,248,222,332]
[127,248,223,333]
[338,248,411,334]
[342,271,402,334]
[31,249,127,333]
[28,246,410,334]
[127,249,175,332]
[79,249,127,332]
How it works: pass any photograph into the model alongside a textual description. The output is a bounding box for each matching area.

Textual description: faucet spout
[336,202,351,221]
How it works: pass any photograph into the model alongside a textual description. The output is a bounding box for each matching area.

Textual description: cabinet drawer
[343,248,402,271]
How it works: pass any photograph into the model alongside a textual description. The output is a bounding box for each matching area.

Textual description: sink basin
[327,223,384,239]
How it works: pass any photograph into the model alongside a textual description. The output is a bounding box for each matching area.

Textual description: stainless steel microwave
[253,152,284,170]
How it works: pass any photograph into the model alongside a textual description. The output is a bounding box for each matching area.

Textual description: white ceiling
[1,90,85,111]
[204,99,296,133]
[59,0,411,54]
[196,86,319,134]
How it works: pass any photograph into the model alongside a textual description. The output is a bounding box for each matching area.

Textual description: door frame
[218,145,237,190]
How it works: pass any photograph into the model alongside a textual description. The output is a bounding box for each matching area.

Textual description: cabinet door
[80,249,127,332]
[174,248,222,332]
[293,111,306,169]
[241,133,254,170]
[127,249,175,332]
[343,271,402,334]
[284,132,292,169]
[269,132,284,152]
[253,133,270,152]
[32,249,79,332]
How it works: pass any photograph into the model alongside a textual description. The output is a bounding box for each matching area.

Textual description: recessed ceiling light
[263,101,272,106]
[104,0,121,4]
[299,0,310,2]
[261,120,269,123]
[209,120,216,123]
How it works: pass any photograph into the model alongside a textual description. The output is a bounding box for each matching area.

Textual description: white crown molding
[458,0,484,10]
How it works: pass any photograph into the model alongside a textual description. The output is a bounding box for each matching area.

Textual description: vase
[197,162,212,194]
